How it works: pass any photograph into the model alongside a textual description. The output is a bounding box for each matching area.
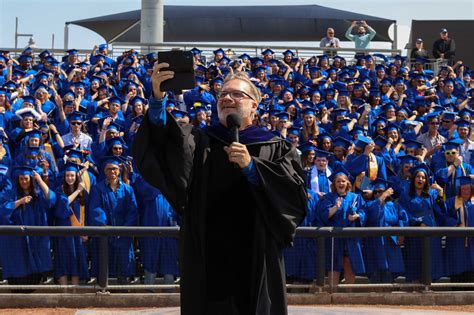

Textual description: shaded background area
[408,20,474,67]
[67,5,395,43]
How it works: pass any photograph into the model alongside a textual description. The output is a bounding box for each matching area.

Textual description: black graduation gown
[133,112,307,315]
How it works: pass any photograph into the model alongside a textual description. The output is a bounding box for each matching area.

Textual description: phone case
[158,51,196,94]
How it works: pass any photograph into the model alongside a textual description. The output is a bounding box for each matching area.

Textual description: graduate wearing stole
[443,176,474,281]
[434,138,473,200]
[319,167,366,288]
[88,156,138,282]
[0,166,56,284]
[399,164,446,282]
[310,149,332,197]
[345,135,387,192]
[53,162,89,286]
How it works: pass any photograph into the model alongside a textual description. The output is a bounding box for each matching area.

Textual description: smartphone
[158,50,195,94]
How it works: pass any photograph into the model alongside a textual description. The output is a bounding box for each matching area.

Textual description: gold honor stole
[43,143,57,171]
[70,204,85,227]
[355,153,378,189]
[455,196,469,247]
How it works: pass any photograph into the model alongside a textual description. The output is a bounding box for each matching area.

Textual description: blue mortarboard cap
[332,108,348,117]
[66,149,87,161]
[409,163,431,177]
[398,154,417,165]
[287,127,300,136]
[381,103,396,112]
[261,49,275,55]
[329,165,354,183]
[171,109,189,119]
[13,165,35,177]
[276,112,290,121]
[443,138,464,151]
[333,136,352,149]
[380,78,392,86]
[372,178,390,190]
[17,109,37,119]
[25,129,42,140]
[443,78,455,86]
[213,48,226,56]
[238,53,251,60]
[282,49,295,56]
[415,57,429,64]
[455,119,471,129]
[374,136,388,147]
[355,135,373,149]
[69,111,85,122]
[298,142,317,153]
[314,149,331,158]
[101,156,122,167]
[190,47,202,55]
[66,49,78,56]
[103,121,122,132]
[106,136,126,149]
[98,44,108,51]
[375,64,386,72]
[404,139,423,149]
[442,112,457,120]
[385,122,400,133]
[130,96,146,106]
[458,176,473,186]
[302,107,316,116]
[458,108,474,119]
[25,146,40,156]
[317,133,333,143]
[108,96,122,105]
[18,55,33,63]
[64,161,84,173]
[373,54,389,63]
[22,95,36,104]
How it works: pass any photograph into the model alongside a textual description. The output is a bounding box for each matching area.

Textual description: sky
[1,0,473,53]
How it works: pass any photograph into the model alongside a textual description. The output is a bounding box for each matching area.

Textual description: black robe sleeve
[132,112,195,214]
[251,140,308,247]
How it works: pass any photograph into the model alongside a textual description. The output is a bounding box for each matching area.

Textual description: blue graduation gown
[435,163,473,199]
[88,179,138,277]
[52,191,89,279]
[0,188,56,278]
[284,190,319,281]
[134,175,179,276]
[345,153,387,181]
[399,189,445,281]
[319,192,366,274]
[364,199,407,276]
[442,196,474,276]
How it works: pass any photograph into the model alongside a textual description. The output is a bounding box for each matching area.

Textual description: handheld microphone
[226,113,241,143]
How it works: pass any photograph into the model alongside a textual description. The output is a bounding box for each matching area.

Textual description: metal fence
[1,226,474,293]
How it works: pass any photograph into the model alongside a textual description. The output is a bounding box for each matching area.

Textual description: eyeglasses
[442,120,452,124]
[429,122,440,125]
[218,90,255,101]
[444,150,458,155]
[70,121,82,126]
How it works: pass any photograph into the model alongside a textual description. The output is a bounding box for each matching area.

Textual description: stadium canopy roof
[67,5,395,43]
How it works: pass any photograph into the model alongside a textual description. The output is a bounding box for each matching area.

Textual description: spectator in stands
[320,28,340,56]
[410,38,430,61]
[345,20,376,50]
[433,28,456,65]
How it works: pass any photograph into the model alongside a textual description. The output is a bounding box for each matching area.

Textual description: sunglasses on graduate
[444,150,458,155]
[70,121,82,126]
[218,90,256,101]
[429,121,440,125]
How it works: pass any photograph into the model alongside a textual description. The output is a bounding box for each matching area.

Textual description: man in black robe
[132,63,307,315]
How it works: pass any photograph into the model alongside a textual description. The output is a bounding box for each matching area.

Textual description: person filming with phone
[345,20,377,50]
[133,59,307,315]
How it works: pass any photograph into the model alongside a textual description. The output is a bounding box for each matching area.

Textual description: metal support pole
[392,22,398,53]
[421,237,432,287]
[98,236,109,291]
[64,24,69,50]
[15,17,18,49]
[316,237,325,287]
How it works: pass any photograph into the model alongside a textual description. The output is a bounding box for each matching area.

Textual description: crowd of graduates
[0,42,473,289]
